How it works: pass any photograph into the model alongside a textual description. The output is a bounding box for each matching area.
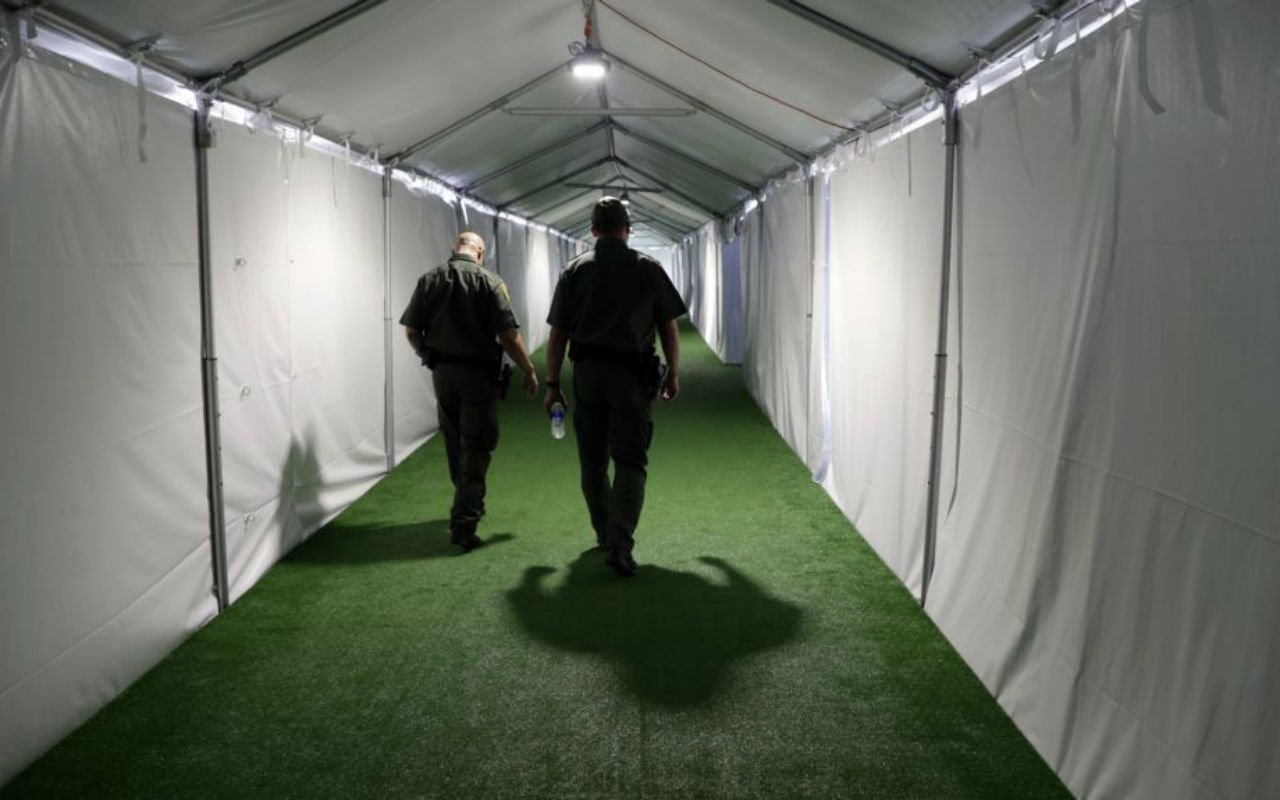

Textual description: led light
[572,60,607,79]
[570,45,608,80]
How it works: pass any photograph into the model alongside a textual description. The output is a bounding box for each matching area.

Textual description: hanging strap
[1033,14,1064,62]
[1136,4,1167,114]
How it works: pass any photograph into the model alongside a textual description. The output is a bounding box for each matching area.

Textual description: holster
[496,362,513,399]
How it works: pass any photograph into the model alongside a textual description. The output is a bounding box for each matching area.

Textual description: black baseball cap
[591,196,631,232]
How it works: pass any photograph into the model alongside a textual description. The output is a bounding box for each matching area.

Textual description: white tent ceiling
[42,0,1057,240]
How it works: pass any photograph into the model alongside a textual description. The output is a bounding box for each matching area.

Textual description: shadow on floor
[286,519,515,564]
[508,550,803,708]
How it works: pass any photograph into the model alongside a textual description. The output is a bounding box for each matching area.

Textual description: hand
[522,370,539,397]
[544,386,567,415]
[660,371,680,401]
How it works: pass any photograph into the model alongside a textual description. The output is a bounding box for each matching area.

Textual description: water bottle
[550,402,566,440]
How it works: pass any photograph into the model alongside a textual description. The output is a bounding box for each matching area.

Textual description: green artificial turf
[6,325,1069,799]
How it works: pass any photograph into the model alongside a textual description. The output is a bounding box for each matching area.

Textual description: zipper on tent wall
[194,94,231,612]
[921,92,960,608]
[383,167,396,473]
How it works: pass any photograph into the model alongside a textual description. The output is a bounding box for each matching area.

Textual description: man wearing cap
[401,232,538,551]
[543,198,687,577]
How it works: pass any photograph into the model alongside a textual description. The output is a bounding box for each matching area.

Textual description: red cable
[595,0,858,133]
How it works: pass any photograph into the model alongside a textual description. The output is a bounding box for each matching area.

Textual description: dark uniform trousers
[431,362,499,536]
[572,359,654,555]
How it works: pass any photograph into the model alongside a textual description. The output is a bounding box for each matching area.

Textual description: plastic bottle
[550,402,566,440]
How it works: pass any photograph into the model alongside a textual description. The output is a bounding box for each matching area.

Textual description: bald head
[454,232,486,263]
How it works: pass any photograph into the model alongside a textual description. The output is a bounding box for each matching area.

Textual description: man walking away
[401,232,538,551]
[543,198,686,577]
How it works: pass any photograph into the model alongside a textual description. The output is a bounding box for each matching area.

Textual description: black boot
[451,528,482,552]
[604,548,638,577]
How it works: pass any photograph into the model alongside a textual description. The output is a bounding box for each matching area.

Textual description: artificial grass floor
[7,325,1069,799]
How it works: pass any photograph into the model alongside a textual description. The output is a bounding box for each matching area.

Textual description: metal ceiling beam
[529,187,601,221]
[390,61,569,163]
[610,122,758,194]
[560,198,690,239]
[763,0,954,89]
[504,107,694,117]
[603,49,809,164]
[198,0,392,90]
[614,158,721,220]
[461,121,608,193]
[497,156,614,211]
[628,210,692,240]
[627,194,703,233]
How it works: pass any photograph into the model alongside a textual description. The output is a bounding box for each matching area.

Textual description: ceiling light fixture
[570,43,608,80]
[568,7,608,81]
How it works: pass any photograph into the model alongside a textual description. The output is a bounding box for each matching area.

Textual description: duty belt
[568,340,653,368]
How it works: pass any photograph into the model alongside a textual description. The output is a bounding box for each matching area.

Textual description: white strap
[1070,14,1084,144]
[1033,15,1063,61]
[1136,5,1167,114]
[131,52,149,163]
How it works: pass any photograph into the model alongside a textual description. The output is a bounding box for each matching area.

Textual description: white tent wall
[0,54,215,783]
[718,234,745,365]
[389,184,458,463]
[682,222,745,366]
[820,128,948,595]
[930,5,1280,798]
[688,2,1280,798]
[741,176,813,467]
[282,135,388,541]
[687,223,724,360]
[520,224,555,352]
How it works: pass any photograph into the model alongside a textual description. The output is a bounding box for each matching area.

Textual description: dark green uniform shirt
[400,253,518,359]
[547,239,687,353]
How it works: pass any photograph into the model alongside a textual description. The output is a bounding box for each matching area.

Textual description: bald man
[401,232,538,551]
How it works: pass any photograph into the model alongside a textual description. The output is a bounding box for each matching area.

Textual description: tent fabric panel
[741,178,812,465]
[607,69,801,182]
[210,120,400,600]
[930,8,1280,799]
[235,0,579,156]
[390,184,458,461]
[595,0,906,154]
[208,124,303,601]
[408,75,603,187]
[797,0,1031,75]
[820,127,946,595]
[284,147,389,535]
[0,54,216,783]
[50,0,355,75]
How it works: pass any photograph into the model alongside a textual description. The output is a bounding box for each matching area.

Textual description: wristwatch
[546,380,561,389]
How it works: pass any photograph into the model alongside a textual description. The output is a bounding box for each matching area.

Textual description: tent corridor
[5,326,1067,798]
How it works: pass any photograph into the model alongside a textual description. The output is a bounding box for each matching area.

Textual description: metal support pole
[194,95,230,612]
[382,167,395,473]
[804,174,816,471]
[921,94,959,607]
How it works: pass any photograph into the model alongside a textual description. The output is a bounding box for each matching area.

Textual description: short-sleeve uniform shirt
[547,239,687,353]
[399,253,518,359]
